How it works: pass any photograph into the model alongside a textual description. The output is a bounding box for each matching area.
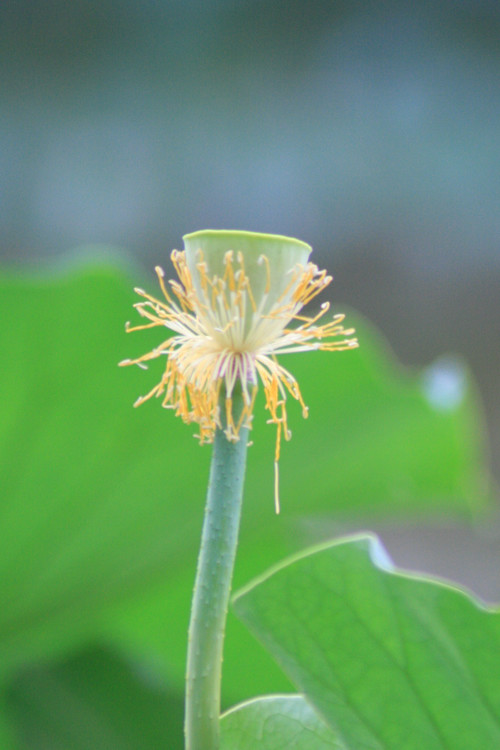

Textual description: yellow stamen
[274,461,280,514]
[121,246,358,511]
[258,254,271,294]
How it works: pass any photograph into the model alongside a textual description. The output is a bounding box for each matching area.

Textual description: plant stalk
[184,390,249,750]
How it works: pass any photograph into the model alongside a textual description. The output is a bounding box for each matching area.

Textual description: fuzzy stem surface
[184,391,248,750]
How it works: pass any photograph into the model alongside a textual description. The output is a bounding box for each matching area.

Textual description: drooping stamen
[121,246,358,511]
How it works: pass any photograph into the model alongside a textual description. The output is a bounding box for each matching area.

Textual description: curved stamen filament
[121,247,358,510]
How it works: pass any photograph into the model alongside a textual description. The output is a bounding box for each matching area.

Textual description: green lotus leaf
[233,535,500,750]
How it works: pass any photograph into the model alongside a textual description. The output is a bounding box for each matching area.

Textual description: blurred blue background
[2,0,499,473]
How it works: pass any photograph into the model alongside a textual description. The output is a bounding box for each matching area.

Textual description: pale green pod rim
[183,230,312,313]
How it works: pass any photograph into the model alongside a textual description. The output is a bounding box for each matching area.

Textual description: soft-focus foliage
[5,646,183,750]
[220,696,343,749]
[232,536,500,750]
[0,261,492,747]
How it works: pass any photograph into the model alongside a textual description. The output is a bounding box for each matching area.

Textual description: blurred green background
[1,1,499,747]
[2,0,499,473]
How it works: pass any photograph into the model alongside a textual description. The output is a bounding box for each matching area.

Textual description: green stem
[184,390,249,750]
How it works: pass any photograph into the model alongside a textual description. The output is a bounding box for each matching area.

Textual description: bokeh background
[3,0,499,470]
[1,1,500,746]
[3,0,500,555]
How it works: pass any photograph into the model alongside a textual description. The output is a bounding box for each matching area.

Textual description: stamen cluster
[120,245,357,510]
